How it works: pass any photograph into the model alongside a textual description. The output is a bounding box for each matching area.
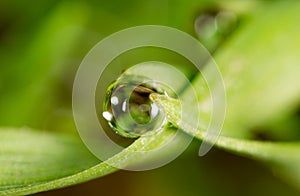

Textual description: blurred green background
[0,0,299,195]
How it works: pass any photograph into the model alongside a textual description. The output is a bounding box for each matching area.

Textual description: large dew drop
[102,75,169,138]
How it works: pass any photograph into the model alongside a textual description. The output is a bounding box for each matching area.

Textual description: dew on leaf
[102,75,171,138]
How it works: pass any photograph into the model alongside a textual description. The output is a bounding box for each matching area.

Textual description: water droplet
[103,75,171,138]
[215,11,237,35]
[194,9,237,51]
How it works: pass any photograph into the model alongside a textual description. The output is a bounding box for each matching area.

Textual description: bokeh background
[0,0,299,195]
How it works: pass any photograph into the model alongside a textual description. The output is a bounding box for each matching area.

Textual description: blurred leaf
[0,1,90,128]
[216,1,300,138]
[0,128,99,195]
[151,0,300,191]
[181,1,300,139]
[151,93,300,191]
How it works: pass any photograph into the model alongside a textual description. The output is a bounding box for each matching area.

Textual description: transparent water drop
[102,75,170,138]
[215,11,237,35]
[194,9,237,51]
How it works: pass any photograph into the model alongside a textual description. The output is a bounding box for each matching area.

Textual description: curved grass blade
[151,93,300,191]
[0,127,184,195]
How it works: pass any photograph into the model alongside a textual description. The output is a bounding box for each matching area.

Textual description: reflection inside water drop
[102,75,171,138]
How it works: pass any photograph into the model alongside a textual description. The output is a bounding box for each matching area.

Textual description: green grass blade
[149,2,300,189]
[0,127,184,195]
[151,93,300,190]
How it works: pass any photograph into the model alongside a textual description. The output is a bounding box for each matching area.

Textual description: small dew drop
[194,9,237,51]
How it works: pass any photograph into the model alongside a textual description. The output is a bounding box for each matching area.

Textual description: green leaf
[178,1,300,139]
[212,1,300,138]
[0,128,98,195]
[0,1,90,128]
[150,1,300,190]
[0,127,188,195]
[151,93,300,190]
